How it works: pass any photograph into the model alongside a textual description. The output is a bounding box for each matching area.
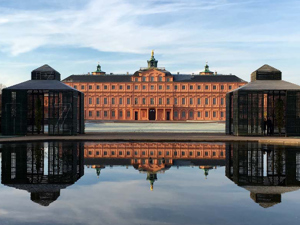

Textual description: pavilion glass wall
[227,90,300,136]
[48,91,77,136]
[1,89,27,135]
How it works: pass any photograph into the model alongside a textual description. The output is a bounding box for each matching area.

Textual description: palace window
[205,111,209,117]
[142,77,146,81]
[213,112,216,117]
[167,78,170,82]
[159,98,162,105]
[150,77,154,82]
[112,98,115,104]
[89,98,92,104]
[167,85,170,90]
[89,85,92,89]
[104,151,107,156]
[89,111,92,117]
[104,98,107,104]
[175,85,178,90]
[205,98,209,105]
[104,111,108,117]
[119,85,123,90]
[198,112,201,117]
[158,76,162,81]
[81,85,84,90]
[119,110,123,118]
[190,98,193,104]
[221,85,224,90]
[167,98,170,104]
[143,85,146,90]
[159,85,162,90]
[189,111,193,118]
[229,85,232,90]
[127,85,130,90]
[97,111,100,117]
[174,98,178,105]
[197,152,201,156]
[182,111,186,118]
[174,111,178,118]
[112,111,115,117]
[96,98,100,104]
[142,98,146,104]
[135,85,138,90]
[127,151,130,155]
[190,85,193,90]
[197,98,201,105]
[197,85,201,90]
[104,85,107,90]
[150,98,154,104]
[221,98,224,105]
[119,98,123,104]
[135,98,138,104]
[74,85,77,89]
[221,112,224,117]
[119,151,123,155]
[205,85,209,90]
[213,85,216,90]
[127,111,130,117]
[96,85,100,89]
[127,98,130,104]
[151,85,154,90]
[213,98,216,105]
[189,152,193,156]
[182,85,186,90]
[135,78,138,82]
[182,98,186,104]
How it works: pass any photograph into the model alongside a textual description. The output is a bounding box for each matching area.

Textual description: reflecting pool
[0,141,299,225]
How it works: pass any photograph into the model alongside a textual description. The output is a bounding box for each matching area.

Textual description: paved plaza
[84,122,225,133]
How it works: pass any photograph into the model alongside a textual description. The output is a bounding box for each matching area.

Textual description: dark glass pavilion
[226,65,300,136]
[1,65,84,135]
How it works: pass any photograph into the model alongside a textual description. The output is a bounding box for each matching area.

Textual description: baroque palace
[63,51,247,121]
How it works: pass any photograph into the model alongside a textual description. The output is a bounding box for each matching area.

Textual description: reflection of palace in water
[0,142,84,206]
[84,142,226,190]
[226,142,300,208]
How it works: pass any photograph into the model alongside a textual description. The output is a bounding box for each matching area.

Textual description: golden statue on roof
[151,50,154,57]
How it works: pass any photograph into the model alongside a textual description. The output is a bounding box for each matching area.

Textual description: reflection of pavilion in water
[226,142,300,208]
[1,142,84,206]
[85,142,226,190]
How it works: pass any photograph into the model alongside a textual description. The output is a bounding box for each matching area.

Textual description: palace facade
[63,52,247,121]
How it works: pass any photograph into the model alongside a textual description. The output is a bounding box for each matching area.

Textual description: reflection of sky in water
[0,165,300,225]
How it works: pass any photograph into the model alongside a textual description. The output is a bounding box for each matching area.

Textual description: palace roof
[63,74,246,83]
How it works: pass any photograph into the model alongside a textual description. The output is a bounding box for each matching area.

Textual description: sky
[0,0,300,86]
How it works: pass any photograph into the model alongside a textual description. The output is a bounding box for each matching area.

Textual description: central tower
[147,50,158,68]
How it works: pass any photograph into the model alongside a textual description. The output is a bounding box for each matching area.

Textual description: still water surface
[0,141,299,225]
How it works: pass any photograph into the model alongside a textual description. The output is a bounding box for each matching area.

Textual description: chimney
[127,72,129,75]
[88,72,90,75]
[192,73,194,75]
[177,72,179,75]
[215,71,217,75]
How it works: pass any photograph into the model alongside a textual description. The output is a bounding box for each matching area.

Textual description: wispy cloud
[0,0,300,85]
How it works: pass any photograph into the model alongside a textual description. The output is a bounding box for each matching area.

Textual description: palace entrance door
[135,112,138,120]
[166,112,170,120]
[149,109,156,120]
